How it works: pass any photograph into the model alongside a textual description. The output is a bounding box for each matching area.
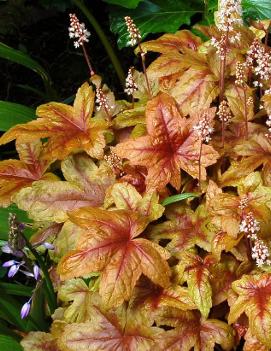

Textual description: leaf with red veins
[154,308,234,351]
[60,304,162,351]
[14,154,115,222]
[209,256,239,306]
[137,30,202,54]
[228,274,271,348]
[170,68,219,116]
[148,204,212,256]
[130,277,196,312]
[114,93,219,191]
[104,182,164,222]
[58,208,171,307]
[220,134,271,186]
[0,82,108,161]
[0,140,55,207]
[177,253,214,318]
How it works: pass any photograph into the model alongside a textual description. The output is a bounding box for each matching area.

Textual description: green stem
[21,233,57,314]
[72,0,125,86]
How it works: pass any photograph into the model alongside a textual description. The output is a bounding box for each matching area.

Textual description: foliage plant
[1,0,271,350]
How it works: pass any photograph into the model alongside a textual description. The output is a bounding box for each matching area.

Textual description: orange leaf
[228,274,271,348]
[60,304,162,351]
[58,207,171,307]
[0,83,108,161]
[154,308,234,351]
[114,93,219,191]
[0,141,54,207]
[137,30,202,54]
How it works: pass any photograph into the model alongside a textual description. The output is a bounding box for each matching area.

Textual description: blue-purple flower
[20,298,32,319]
[2,260,24,278]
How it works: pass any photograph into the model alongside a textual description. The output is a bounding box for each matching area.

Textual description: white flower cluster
[239,212,260,240]
[95,88,110,111]
[238,195,249,211]
[217,99,232,124]
[211,0,242,58]
[239,211,271,267]
[124,16,141,46]
[251,240,271,267]
[193,113,214,143]
[216,0,243,32]
[68,13,90,49]
[124,67,138,96]
[247,39,271,86]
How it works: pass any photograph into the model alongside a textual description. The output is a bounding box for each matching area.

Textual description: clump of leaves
[1,1,271,350]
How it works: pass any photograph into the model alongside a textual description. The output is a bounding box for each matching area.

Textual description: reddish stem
[82,43,95,76]
[138,43,152,99]
[198,139,203,191]
[103,105,112,122]
[244,87,248,140]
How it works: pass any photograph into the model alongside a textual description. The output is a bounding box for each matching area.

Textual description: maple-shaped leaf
[0,82,108,161]
[0,141,55,207]
[14,153,114,222]
[20,331,59,351]
[138,30,202,54]
[170,66,219,116]
[225,84,254,123]
[176,253,214,318]
[130,277,196,312]
[148,204,213,256]
[154,308,234,351]
[209,255,239,306]
[114,93,219,191]
[104,182,164,222]
[58,278,98,323]
[228,274,271,348]
[59,303,162,351]
[58,207,171,307]
[219,134,271,186]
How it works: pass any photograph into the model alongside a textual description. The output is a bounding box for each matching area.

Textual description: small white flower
[68,13,90,49]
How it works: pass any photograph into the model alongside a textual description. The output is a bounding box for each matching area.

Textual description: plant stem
[243,87,248,139]
[138,43,152,98]
[72,0,125,86]
[198,139,203,191]
[21,233,57,314]
[219,33,228,147]
[82,43,95,76]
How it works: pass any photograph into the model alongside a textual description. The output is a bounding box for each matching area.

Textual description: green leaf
[0,42,51,88]
[110,0,204,48]
[0,320,21,340]
[0,293,28,331]
[0,283,32,297]
[27,281,49,331]
[161,193,200,206]
[0,204,32,240]
[104,0,142,8]
[242,0,271,20]
[0,101,35,131]
[0,335,23,351]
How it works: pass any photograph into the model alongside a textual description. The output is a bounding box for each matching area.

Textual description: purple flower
[2,260,18,268]
[33,265,40,280]
[43,242,55,250]
[1,244,13,254]
[2,260,25,278]
[20,299,32,319]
